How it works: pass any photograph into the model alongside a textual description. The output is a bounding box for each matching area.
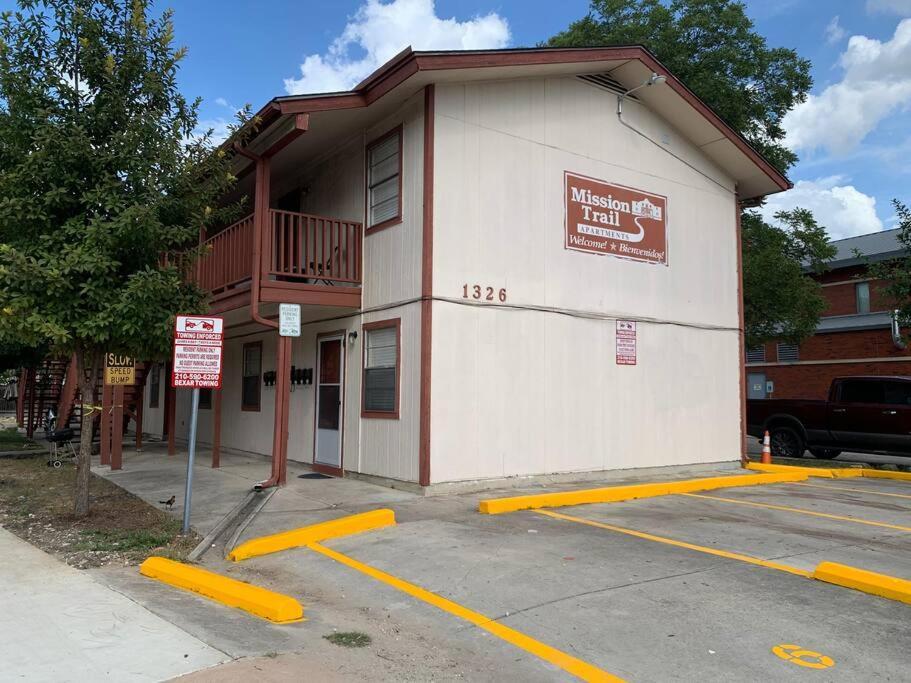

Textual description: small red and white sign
[616,320,637,366]
[172,315,224,389]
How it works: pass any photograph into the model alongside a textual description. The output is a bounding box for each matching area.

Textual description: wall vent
[577,73,637,99]
[776,342,800,362]
[745,347,766,363]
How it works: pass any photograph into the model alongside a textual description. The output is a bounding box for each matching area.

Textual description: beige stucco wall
[429,76,741,483]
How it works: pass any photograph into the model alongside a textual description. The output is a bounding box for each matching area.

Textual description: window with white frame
[362,321,399,416]
[366,128,401,230]
[777,342,799,362]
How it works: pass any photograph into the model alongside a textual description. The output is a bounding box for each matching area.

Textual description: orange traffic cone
[761,430,772,464]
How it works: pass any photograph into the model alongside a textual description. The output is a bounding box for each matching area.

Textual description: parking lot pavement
[103,469,911,681]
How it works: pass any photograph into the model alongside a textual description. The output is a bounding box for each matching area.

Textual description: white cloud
[784,19,911,154]
[867,0,911,14]
[759,176,884,239]
[283,0,510,95]
[825,16,846,44]
[195,98,242,144]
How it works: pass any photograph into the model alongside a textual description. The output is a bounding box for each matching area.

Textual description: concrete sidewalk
[0,527,227,682]
[92,443,417,539]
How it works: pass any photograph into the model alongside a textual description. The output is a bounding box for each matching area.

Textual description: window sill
[361,410,400,420]
[365,216,402,236]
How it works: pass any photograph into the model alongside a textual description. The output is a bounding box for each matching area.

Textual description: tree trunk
[74,348,98,518]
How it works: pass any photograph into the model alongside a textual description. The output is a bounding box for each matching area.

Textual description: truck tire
[770,426,805,458]
[808,448,842,459]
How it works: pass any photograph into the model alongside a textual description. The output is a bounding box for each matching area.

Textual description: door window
[839,380,884,404]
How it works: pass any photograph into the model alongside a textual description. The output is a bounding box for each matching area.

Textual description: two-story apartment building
[746,228,910,401]
[137,47,790,491]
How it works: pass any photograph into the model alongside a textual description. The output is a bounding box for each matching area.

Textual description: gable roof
[241,46,791,201]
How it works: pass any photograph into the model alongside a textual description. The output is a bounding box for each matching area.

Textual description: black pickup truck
[747,376,911,458]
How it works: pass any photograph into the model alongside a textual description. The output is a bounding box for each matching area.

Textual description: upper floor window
[366,126,402,233]
[745,346,766,363]
[855,281,871,314]
[776,342,799,362]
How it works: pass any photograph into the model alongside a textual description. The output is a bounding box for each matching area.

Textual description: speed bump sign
[104,354,136,386]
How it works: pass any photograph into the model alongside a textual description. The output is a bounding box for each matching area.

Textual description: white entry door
[314,335,344,472]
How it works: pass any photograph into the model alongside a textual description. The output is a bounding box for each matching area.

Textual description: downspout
[233,144,284,489]
[892,310,906,350]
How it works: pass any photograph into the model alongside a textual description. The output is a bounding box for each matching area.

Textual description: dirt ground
[0,454,197,569]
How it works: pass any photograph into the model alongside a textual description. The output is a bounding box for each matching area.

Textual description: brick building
[746,228,910,400]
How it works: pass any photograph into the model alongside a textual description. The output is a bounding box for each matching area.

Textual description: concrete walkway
[92,443,417,539]
[0,527,227,682]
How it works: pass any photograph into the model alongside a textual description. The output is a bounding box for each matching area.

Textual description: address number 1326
[462,284,507,302]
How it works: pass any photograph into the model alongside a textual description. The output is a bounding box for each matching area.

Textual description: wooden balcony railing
[198,213,255,294]
[269,209,362,285]
[196,209,363,297]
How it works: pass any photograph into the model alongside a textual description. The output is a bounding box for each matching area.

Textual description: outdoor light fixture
[348,330,358,344]
[617,72,667,115]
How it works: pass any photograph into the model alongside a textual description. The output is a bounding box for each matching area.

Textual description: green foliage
[547,0,812,174]
[742,209,835,348]
[868,200,911,336]
[0,0,245,362]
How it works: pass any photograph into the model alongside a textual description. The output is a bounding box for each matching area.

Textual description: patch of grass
[324,631,372,648]
[75,525,180,552]
[0,456,198,567]
[0,427,39,450]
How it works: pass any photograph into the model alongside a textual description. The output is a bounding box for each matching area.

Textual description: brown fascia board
[240,46,791,197]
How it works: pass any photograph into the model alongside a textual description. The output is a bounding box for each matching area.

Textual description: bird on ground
[160,495,176,510]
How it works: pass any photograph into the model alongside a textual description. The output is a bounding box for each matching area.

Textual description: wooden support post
[25,368,35,438]
[212,389,222,468]
[272,334,292,486]
[111,385,124,471]
[135,394,143,452]
[100,383,112,466]
[16,368,26,428]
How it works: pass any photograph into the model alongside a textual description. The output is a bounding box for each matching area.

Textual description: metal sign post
[172,315,224,535]
[182,387,200,534]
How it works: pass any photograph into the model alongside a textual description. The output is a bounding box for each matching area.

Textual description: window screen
[242,343,261,410]
[367,130,401,228]
[364,325,398,413]
[745,347,766,363]
[840,380,884,404]
[777,343,799,362]
[856,282,871,314]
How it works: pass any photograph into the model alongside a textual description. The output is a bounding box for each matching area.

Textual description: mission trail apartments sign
[564,171,668,265]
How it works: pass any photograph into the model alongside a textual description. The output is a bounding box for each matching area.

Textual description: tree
[741,209,835,349]
[0,0,242,517]
[549,0,831,347]
[547,0,812,173]
[868,199,911,338]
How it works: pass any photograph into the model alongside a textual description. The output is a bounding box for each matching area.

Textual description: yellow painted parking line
[681,493,911,533]
[535,509,810,577]
[790,481,911,501]
[308,542,624,682]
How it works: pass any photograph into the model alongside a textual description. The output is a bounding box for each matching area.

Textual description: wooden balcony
[198,209,363,312]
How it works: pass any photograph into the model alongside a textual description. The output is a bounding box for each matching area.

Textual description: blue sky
[5,0,910,240]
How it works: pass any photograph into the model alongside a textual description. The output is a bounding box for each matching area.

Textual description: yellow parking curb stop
[229,508,396,561]
[812,561,911,605]
[139,556,304,623]
[478,472,807,514]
